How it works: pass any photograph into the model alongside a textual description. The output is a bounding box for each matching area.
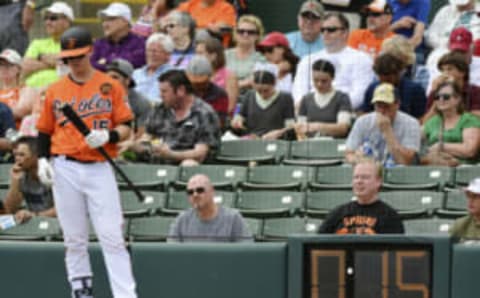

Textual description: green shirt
[423,113,480,163]
[450,215,480,240]
[225,49,266,80]
[24,38,61,88]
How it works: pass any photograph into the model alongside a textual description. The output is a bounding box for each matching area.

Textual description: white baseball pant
[52,156,137,298]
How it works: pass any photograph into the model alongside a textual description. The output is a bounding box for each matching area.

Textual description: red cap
[449,27,473,52]
[474,39,480,56]
[258,32,289,48]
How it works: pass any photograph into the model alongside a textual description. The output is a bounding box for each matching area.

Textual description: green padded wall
[451,243,480,298]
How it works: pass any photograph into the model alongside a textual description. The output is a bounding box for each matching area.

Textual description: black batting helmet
[60,26,93,59]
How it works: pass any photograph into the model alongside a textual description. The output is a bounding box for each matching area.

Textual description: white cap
[449,0,470,6]
[254,62,279,77]
[98,2,132,23]
[0,49,22,66]
[45,1,74,21]
[465,178,480,194]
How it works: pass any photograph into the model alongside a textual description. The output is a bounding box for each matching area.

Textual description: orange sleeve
[177,1,191,12]
[347,30,361,49]
[36,86,56,135]
[218,2,236,27]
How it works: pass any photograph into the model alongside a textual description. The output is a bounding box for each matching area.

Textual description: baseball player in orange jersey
[36,26,137,298]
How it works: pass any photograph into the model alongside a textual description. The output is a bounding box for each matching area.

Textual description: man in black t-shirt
[319,159,404,234]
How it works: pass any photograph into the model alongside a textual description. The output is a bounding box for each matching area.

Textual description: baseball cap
[365,0,393,14]
[98,2,132,23]
[60,26,93,58]
[449,27,473,52]
[299,0,324,18]
[186,55,213,83]
[449,0,470,6]
[465,178,480,194]
[371,83,398,104]
[258,32,289,48]
[45,1,74,21]
[107,59,136,87]
[0,49,22,66]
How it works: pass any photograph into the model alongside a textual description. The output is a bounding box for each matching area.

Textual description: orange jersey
[36,71,133,161]
[177,0,236,29]
[347,29,395,58]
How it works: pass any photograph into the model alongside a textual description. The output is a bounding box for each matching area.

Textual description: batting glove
[85,129,109,149]
[38,157,54,186]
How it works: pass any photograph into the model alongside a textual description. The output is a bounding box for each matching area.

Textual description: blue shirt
[0,102,15,161]
[285,31,324,58]
[388,0,430,38]
[361,76,427,118]
[132,63,173,103]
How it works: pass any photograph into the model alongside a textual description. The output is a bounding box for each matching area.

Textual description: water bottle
[384,154,396,169]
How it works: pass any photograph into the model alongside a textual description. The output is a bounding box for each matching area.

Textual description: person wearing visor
[91,2,146,71]
[36,26,138,298]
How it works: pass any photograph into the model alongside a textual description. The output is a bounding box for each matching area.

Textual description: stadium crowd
[0,0,479,236]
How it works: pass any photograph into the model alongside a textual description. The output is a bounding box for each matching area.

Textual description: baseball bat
[60,104,145,202]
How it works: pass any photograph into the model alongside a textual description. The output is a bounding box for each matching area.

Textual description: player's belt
[54,155,97,164]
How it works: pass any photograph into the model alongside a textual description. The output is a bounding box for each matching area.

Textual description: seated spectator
[0,102,15,162]
[106,59,152,136]
[225,14,266,92]
[257,32,299,93]
[168,174,252,242]
[348,1,395,58]
[293,12,374,109]
[422,81,480,165]
[4,136,56,223]
[195,37,239,113]
[380,35,416,79]
[426,0,480,72]
[423,52,480,121]
[230,67,295,140]
[450,178,480,240]
[0,49,38,126]
[131,0,175,37]
[132,32,174,103]
[177,0,236,34]
[285,0,325,58]
[22,1,74,88]
[388,0,429,63]
[360,52,426,118]
[163,11,197,69]
[296,59,352,138]
[345,83,421,167]
[186,55,228,129]
[133,70,221,165]
[91,2,146,71]
[319,158,404,234]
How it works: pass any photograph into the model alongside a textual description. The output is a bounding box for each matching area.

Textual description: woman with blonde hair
[225,14,266,92]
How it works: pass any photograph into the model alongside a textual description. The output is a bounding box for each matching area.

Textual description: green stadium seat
[283,139,346,166]
[309,165,353,190]
[454,165,480,186]
[242,165,314,190]
[243,217,263,240]
[383,166,453,190]
[403,218,454,235]
[162,190,236,216]
[116,164,178,191]
[174,165,247,190]
[262,217,322,241]
[0,216,61,241]
[436,190,468,218]
[236,191,304,218]
[379,191,444,218]
[0,163,12,189]
[215,140,289,165]
[304,190,354,218]
[120,190,166,217]
[128,216,175,241]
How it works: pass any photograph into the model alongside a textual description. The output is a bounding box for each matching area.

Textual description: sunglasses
[434,93,454,101]
[366,12,384,17]
[186,187,206,196]
[320,27,344,33]
[301,12,321,21]
[261,46,275,53]
[44,15,62,22]
[236,29,259,36]
[62,55,86,64]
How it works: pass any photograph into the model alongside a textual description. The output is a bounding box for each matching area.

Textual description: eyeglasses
[320,27,345,33]
[434,93,454,101]
[301,12,321,21]
[44,15,62,22]
[366,12,384,17]
[62,55,86,64]
[236,28,259,36]
[186,187,206,196]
